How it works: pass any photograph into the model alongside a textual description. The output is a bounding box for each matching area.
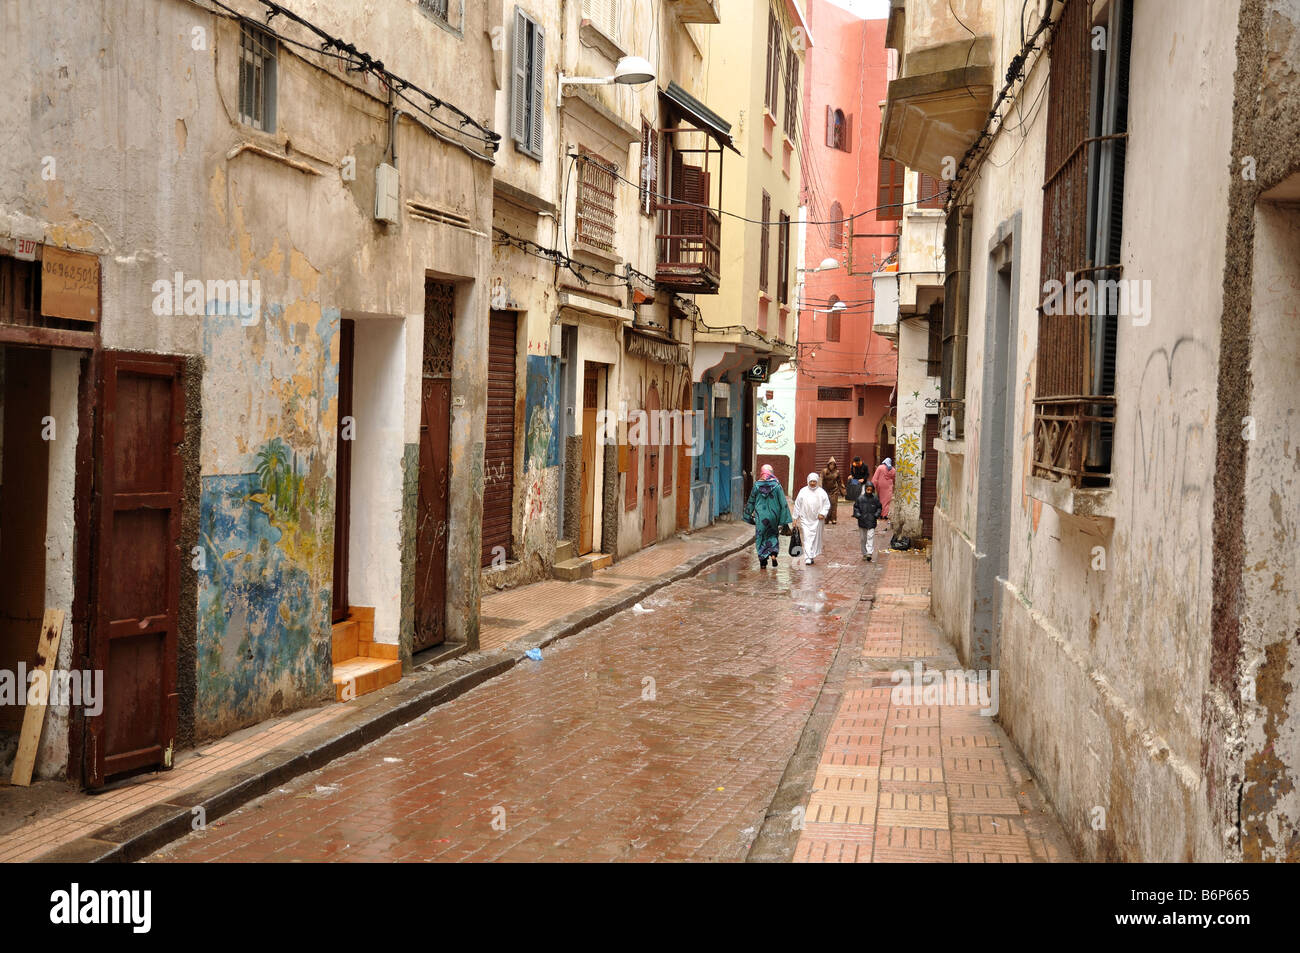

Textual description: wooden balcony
[655,203,721,294]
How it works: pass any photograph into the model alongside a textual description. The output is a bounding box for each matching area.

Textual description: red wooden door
[481,311,516,567]
[415,280,454,652]
[88,352,184,786]
[922,415,939,537]
[642,386,660,547]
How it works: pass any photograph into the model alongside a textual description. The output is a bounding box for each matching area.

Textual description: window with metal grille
[940,206,972,438]
[418,0,460,28]
[511,8,545,160]
[777,211,791,304]
[784,46,800,139]
[582,0,619,42]
[759,191,771,292]
[765,8,781,111]
[877,158,905,221]
[818,387,852,401]
[640,119,659,215]
[917,171,948,209]
[238,23,277,132]
[1033,0,1131,486]
[825,108,850,151]
[576,148,617,253]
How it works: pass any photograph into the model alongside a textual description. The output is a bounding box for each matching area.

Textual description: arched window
[825,107,852,152]
[828,201,844,247]
[827,295,842,343]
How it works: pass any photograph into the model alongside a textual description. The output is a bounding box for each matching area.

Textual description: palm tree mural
[255,437,296,519]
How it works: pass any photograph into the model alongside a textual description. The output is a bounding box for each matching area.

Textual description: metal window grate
[419,0,450,22]
[577,150,618,253]
[817,387,852,402]
[238,23,276,132]
[940,205,972,438]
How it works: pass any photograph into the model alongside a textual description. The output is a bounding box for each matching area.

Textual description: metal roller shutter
[814,417,850,477]
[482,311,517,566]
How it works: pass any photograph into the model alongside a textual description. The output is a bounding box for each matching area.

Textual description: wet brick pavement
[148,511,1073,862]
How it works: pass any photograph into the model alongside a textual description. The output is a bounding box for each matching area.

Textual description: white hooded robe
[793,479,831,559]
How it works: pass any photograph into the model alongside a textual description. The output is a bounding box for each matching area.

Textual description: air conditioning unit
[375,163,400,224]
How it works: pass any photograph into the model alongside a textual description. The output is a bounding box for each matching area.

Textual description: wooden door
[676,384,690,529]
[922,414,939,537]
[415,280,454,652]
[332,319,354,623]
[87,352,184,786]
[578,366,597,555]
[481,311,517,567]
[642,386,660,547]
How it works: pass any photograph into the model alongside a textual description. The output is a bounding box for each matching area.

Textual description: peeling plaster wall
[1214,0,1300,863]
[930,0,1237,860]
[1,0,496,749]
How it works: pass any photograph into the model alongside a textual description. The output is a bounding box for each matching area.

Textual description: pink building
[791,3,896,485]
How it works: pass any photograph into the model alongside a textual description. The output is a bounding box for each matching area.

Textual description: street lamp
[798,257,841,274]
[558,56,657,106]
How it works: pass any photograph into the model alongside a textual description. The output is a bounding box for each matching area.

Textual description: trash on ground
[524,647,543,661]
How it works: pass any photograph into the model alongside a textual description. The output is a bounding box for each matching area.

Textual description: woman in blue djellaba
[743,464,794,569]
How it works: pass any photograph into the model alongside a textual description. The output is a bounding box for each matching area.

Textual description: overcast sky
[823,0,891,18]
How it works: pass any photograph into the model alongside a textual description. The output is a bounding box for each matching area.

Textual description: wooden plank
[10,609,66,787]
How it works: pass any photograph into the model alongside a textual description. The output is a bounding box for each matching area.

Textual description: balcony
[668,0,721,24]
[880,0,995,180]
[656,204,721,293]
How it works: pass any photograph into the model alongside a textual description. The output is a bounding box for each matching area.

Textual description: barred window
[238,23,277,132]
[576,149,618,254]
[1033,0,1132,486]
[818,387,852,402]
[759,191,771,292]
[940,206,972,439]
[777,211,791,305]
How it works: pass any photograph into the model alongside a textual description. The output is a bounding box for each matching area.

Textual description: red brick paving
[151,519,880,862]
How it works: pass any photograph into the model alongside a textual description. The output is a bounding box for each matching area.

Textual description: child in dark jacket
[852,482,883,561]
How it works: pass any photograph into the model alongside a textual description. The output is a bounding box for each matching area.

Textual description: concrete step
[555,540,574,562]
[553,557,594,581]
[332,656,402,701]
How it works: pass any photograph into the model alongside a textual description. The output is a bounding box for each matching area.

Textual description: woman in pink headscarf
[743,464,793,569]
[871,457,895,525]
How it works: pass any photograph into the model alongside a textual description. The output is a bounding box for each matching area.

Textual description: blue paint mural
[196,303,339,734]
[524,354,560,470]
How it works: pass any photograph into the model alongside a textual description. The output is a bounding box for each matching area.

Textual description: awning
[661,82,740,154]
[626,327,691,367]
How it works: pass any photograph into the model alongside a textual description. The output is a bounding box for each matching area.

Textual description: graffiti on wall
[524,354,559,471]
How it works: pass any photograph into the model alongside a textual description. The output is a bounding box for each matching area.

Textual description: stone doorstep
[30,526,752,864]
[552,552,614,581]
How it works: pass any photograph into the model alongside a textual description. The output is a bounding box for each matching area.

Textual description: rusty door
[642,385,660,547]
[481,311,517,567]
[415,280,454,652]
[579,366,597,555]
[332,318,354,623]
[87,352,184,786]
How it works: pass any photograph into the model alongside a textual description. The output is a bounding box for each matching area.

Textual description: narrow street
[148,515,1071,863]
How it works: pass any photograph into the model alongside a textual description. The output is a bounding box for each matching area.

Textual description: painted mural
[894,430,921,507]
[524,354,560,471]
[195,303,338,735]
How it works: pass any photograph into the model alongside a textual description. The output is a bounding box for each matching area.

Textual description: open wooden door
[332,319,354,623]
[87,352,184,786]
[578,366,597,555]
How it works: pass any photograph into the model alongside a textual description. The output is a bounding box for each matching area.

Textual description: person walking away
[871,457,895,528]
[847,456,870,502]
[744,464,793,569]
[820,457,846,525]
[793,472,831,565]
[852,482,883,562]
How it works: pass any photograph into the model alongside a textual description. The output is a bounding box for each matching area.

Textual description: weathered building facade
[1,0,496,783]
[884,0,1300,861]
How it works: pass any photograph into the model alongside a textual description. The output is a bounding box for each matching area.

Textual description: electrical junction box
[375,163,399,224]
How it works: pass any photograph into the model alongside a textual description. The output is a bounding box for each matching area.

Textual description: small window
[759,191,772,292]
[877,158,906,221]
[817,387,852,402]
[765,8,781,111]
[918,172,948,209]
[418,0,462,30]
[828,201,844,247]
[784,46,800,139]
[827,297,841,342]
[777,211,791,304]
[826,108,850,152]
[640,119,659,216]
[238,23,277,133]
[511,8,545,160]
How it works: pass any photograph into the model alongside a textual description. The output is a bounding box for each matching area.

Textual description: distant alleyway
[149,513,1072,863]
